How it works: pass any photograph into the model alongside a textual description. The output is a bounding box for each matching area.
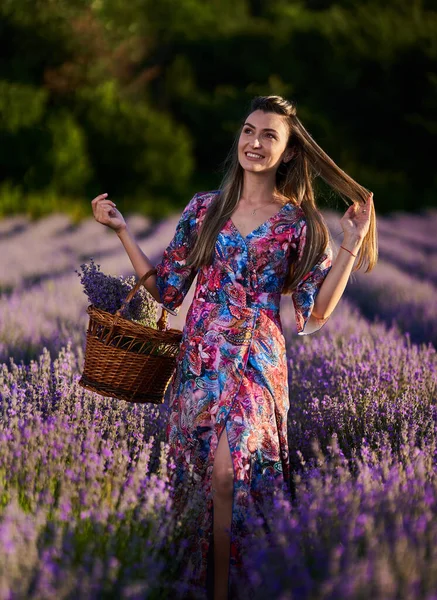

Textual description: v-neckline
[228,203,291,242]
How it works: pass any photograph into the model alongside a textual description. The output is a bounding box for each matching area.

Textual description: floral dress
[155,190,332,595]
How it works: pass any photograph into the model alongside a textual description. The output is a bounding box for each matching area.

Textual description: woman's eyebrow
[243,122,279,134]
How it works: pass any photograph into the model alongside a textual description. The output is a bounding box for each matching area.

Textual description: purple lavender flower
[75,258,158,328]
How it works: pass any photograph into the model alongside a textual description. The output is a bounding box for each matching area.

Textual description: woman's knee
[212,435,234,499]
[212,463,234,499]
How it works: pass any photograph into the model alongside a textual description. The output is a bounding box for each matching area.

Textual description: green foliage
[47,112,92,193]
[0,0,436,217]
[77,81,193,198]
[0,81,48,132]
[0,183,88,222]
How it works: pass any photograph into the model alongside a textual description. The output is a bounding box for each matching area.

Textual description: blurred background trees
[1,0,436,218]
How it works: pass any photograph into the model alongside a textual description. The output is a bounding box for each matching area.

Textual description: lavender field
[1,208,437,599]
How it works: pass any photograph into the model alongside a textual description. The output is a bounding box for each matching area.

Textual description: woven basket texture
[79,268,183,403]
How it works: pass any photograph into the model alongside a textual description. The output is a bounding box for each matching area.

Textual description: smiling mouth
[245,152,265,159]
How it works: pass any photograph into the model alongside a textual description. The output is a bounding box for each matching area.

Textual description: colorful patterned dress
[155,190,332,595]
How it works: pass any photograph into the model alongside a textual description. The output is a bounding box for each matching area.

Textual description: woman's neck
[240,171,281,204]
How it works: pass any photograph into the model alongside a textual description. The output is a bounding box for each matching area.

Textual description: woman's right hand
[91,193,127,233]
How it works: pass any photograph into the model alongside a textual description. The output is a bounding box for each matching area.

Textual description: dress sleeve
[292,219,333,336]
[154,193,201,316]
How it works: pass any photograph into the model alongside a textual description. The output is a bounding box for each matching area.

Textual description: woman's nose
[252,138,261,147]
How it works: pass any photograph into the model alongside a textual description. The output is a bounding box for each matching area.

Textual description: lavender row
[0,212,152,292]
[377,209,437,253]
[335,215,437,288]
[1,319,436,597]
[376,235,437,287]
[281,297,437,471]
[325,209,437,287]
[325,208,437,254]
[2,209,436,361]
[241,432,437,599]
[320,211,437,347]
[0,348,178,597]
[0,215,189,363]
[3,217,436,366]
[4,425,437,599]
[2,208,434,296]
[343,260,437,348]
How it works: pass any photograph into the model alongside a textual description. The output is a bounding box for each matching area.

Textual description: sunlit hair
[187,95,378,293]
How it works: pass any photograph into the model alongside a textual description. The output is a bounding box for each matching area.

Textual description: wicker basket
[78,268,183,403]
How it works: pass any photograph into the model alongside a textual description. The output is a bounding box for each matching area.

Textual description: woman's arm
[312,193,373,320]
[91,193,161,302]
[312,232,362,319]
[116,226,161,303]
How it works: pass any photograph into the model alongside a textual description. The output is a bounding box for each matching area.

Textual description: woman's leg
[212,429,234,600]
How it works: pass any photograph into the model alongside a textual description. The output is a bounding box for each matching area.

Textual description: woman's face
[238,110,292,173]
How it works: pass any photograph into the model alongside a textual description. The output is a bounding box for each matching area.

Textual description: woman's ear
[283,148,297,163]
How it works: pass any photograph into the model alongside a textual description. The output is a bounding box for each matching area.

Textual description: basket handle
[112,268,170,332]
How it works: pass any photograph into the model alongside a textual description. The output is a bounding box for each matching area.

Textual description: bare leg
[212,430,234,600]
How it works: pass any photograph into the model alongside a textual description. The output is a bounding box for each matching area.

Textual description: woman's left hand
[340,192,373,241]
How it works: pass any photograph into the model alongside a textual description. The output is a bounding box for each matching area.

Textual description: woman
[92,95,376,599]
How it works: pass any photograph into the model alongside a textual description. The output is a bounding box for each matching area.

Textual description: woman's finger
[364,192,373,206]
[95,205,114,219]
[93,205,116,222]
[91,193,108,205]
[101,206,116,218]
[95,200,116,209]
[94,199,116,209]
[344,203,357,216]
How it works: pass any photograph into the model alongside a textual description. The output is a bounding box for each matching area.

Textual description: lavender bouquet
[75,258,158,329]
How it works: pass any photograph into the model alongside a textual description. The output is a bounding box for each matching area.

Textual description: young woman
[91,95,376,600]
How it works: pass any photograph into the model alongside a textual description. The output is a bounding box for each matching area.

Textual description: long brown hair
[187,95,377,293]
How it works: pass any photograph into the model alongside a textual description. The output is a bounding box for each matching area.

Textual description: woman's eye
[242,128,275,139]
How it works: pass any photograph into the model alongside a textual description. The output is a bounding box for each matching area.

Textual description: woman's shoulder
[181,190,220,224]
[181,190,219,214]
[188,190,220,216]
[195,189,221,205]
